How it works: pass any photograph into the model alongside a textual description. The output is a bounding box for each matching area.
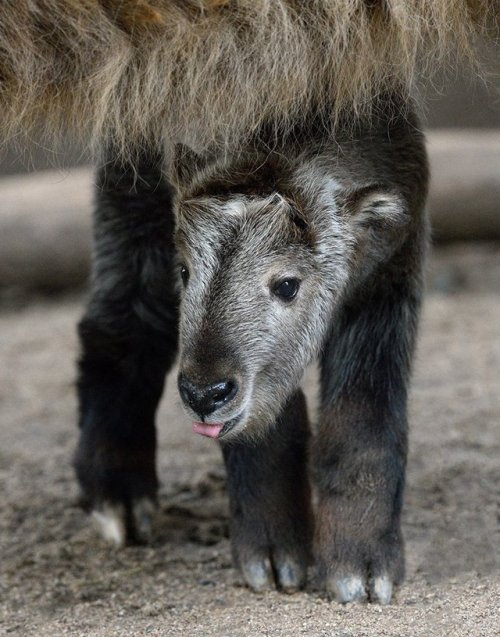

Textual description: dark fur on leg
[312,237,426,604]
[222,389,312,593]
[75,151,179,545]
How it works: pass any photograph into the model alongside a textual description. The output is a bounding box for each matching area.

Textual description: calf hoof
[318,536,403,605]
[327,572,394,605]
[90,497,156,547]
[231,514,311,594]
[239,550,308,594]
[74,443,158,546]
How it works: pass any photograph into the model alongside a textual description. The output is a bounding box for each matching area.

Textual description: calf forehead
[178,197,315,335]
[178,195,309,266]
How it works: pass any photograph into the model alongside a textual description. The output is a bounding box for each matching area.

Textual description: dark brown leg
[313,246,424,604]
[75,151,179,545]
[222,389,312,593]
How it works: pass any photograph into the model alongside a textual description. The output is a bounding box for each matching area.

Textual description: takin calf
[75,101,427,604]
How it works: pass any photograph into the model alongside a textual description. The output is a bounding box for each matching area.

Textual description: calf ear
[345,184,409,233]
[342,184,411,267]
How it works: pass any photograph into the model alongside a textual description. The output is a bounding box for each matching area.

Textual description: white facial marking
[223,199,247,216]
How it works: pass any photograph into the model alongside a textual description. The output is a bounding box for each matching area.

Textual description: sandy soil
[0,244,499,637]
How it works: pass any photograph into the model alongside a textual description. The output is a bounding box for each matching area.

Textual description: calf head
[174,162,410,440]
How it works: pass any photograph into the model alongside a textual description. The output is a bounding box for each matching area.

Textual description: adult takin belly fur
[1,0,497,605]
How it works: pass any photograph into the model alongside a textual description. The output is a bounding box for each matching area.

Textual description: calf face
[175,172,409,440]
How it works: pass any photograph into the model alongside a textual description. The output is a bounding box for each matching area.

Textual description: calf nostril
[178,374,238,417]
[207,380,237,406]
[178,374,194,406]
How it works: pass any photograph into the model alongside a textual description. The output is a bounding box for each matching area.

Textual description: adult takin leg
[75,151,179,545]
[312,245,424,604]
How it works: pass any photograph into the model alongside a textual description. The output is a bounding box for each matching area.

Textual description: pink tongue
[192,421,224,439]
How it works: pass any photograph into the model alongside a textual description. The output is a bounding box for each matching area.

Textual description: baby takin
[75,104,428,604]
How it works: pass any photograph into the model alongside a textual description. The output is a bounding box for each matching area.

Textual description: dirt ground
[0,243,499,637]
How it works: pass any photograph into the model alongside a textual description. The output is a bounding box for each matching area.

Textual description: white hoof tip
[329,575,367,604]
[242,559,274,593]
[371,575,393,605]
[92,503,126,547]
[275,558,305,593]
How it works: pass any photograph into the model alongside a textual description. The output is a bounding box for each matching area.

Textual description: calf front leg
[75,151,178,545]
[313,262,422,604]
[223,389,312,593]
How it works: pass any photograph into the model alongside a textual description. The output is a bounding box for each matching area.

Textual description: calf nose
[178,374,238,418]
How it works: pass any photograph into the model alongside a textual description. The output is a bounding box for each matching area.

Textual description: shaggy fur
[0,1,497,157]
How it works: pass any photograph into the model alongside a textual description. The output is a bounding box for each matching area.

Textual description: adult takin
[0,0,498,605]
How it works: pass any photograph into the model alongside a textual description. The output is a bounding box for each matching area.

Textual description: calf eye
[272,278,300,301]
[180,265,190,286]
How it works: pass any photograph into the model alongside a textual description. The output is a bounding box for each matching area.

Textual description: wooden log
[0,168,93,290]
[0,129,499,289]
[428,130,500,241]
